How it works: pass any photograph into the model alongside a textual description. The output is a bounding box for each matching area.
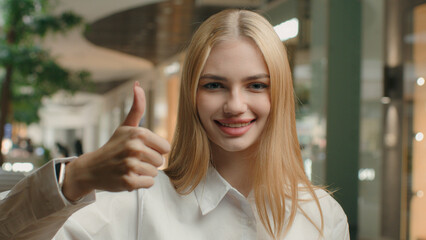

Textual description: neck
[210,144,255,197]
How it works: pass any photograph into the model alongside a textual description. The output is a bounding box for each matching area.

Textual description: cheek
[253,95,271,119]
[264,100,271,116]
[196,93,213,123]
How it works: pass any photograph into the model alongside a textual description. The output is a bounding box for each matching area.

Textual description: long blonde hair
[164,9,324,239]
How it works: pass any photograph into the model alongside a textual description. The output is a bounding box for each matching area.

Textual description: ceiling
[44,0,268,92]
[84,2,238,65]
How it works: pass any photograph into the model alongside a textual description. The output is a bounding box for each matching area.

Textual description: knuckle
[138,128,151,140]
[164,142,171,153]
[153,156,164,167]
[144,177,155,188]
[138,147,148,157]
[141,127,150,135]
[124,141,135,151]
[145,166,158,177]
[122,177,135,191]
[116,126,130,137]
[117,163,129,175]
[123,158,134,171]
[129,127,140,137]
[152,161,161,168]
[140,148,157,165]
[160,140,171,152]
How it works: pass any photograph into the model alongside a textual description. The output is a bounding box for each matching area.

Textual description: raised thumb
[122,82,146,127]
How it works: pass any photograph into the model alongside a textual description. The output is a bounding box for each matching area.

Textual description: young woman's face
[196,37,271,153]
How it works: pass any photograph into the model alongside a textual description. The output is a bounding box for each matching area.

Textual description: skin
[62,82,171,201]
[197,37,271,197]
[62,37,271,201]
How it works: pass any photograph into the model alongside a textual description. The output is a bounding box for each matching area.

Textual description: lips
[214,119,255,136]
[218,122,252,127]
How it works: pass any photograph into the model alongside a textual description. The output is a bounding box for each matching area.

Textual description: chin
[214,140,257,153]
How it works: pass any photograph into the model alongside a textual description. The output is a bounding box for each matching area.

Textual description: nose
[223,89,247,115]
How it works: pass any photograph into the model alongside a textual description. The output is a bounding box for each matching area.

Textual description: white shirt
[0,159,349,240]
[0,169,25,192]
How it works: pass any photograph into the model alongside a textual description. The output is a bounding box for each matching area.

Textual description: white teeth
[220,122,251,128]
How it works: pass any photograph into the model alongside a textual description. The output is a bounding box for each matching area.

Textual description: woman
[0,9,349,239]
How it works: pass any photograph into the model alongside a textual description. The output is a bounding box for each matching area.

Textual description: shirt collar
[194,166,232,215]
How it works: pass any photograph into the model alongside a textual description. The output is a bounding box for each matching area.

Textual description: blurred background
[0,0,425,239]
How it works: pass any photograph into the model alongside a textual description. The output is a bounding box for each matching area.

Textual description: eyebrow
[199,73,270,81]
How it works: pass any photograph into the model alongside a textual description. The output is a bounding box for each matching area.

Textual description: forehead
[201,37,269,77]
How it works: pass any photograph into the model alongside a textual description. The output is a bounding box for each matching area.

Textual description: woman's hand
[62,82,171,202]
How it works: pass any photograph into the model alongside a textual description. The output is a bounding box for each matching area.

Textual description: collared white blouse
[0,159,349,240]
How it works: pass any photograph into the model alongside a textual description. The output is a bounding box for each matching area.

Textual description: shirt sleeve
[330,199,350,240]
[0,158,95,240]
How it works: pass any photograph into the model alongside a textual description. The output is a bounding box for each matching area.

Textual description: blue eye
[203,82,223,90]
[249,83,268,90]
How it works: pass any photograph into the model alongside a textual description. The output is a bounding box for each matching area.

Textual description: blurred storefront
[253,0,426,239]
[402,1,426,239]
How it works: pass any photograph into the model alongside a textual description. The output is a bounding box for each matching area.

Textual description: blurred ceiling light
[12,162,34,172]
[358,168,376,181]
[381,96,391,104]
[2,162,34,173]
[274,18,299,42]
[164,62,180,75]
[417,77,425,86]
[3,163,12,171]
[155,102,168,118]
[304,158,312,181]
[1,138,12,154]
[415,132,424,142]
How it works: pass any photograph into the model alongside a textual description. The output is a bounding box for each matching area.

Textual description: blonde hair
[165,9,324,239]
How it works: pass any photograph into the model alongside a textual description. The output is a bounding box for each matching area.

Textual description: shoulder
[314,189,347,222]
[296,188,349,238]
[298,188,346,216]
[301,188,347,222]
[315,189,349,238]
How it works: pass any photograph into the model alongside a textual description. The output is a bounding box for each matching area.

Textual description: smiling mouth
[214,119,256,128]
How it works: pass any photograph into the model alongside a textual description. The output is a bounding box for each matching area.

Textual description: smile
[214,119,256,136]
[218,122,252,128]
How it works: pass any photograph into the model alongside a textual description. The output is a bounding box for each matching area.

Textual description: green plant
[0,0,90,164]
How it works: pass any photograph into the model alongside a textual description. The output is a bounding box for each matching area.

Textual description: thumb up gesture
[62,82,171,201]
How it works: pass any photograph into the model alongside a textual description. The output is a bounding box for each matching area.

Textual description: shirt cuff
[52,158,96,206]
[23,158,96,220]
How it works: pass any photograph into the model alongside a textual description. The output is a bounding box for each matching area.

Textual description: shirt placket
[227,189,257,240]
